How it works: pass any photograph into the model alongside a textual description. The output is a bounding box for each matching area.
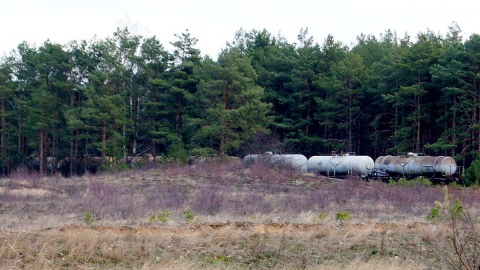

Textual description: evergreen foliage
[464,157,480,186]
[0,23,479,175]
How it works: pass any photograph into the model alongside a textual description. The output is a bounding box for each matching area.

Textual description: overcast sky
[1,0,478,59]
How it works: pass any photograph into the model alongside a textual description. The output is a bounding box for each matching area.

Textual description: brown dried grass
[0,221,453,269]
[0,162,477,269]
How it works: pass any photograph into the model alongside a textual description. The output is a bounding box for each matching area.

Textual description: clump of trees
[1,23,480,176]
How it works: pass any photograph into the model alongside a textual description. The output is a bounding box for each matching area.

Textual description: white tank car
[243,152,308,172]
[307,153,374,177]
[374,152,457,177]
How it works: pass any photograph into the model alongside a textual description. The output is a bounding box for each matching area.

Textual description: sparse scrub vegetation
[335,211,353,222]
[84,210,95,225]
[389,176,433,186]
[318,212,328,221]
[158,210,171,223]
[0,162,479,269]
[426,186,480,270]
[149,210,171,223]
[183,209,195,222]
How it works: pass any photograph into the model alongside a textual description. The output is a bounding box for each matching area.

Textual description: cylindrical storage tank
[375,154,457,177]
[433,156,457,176]
[375,155,399,173]
[268,154,308,172]
[243,153,308,172]
[307,155,374,176]
[307,156,335,174]
[375,154,415,174]
[345,156,375,175]
[243,154,260,167]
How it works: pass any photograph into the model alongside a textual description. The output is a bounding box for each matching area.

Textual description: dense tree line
[0,23,479,176]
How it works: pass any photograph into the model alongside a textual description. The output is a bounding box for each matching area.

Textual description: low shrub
[427,186,479,270]
[149,210,171,223]
[84,210,94,225]
[318,212,328,221]
[390,176,432,186]
[335,211,352,222]
[183,209,195,222]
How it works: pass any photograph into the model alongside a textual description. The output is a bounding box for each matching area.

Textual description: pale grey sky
[1,0,478,59]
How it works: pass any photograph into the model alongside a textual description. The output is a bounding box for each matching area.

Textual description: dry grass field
[0,161,479,269]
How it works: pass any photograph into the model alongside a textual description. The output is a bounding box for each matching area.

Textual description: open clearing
[0,162,478,269]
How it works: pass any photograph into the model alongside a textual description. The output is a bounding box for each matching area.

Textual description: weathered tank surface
[374,152,457,177]
[243,152,308,172]
[306,154,374,176]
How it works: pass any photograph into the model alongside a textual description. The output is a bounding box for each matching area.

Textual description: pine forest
[0,23,479,176]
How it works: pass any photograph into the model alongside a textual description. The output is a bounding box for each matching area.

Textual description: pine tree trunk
[474,95,478,155]
[176,97,181,130]
[452,97,457,157]
[74,91,81,175]
[18,115,24,164]
[74,130,79,175]
[415,95,421,153]
[84,131,89,174]
[1,95,5,175]
[348,82,353,153]
[39,129,48,174]
[53,126,58,174]
[220,83,228,157]
[476,77,480,155]
[102,121,107,161]
[69,90,74,176]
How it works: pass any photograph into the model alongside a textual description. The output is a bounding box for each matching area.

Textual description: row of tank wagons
[242,152,461,181]
[242,152,373,177]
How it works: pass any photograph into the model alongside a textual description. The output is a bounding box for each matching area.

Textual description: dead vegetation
[0,221,447,269]
[0,161,479,269]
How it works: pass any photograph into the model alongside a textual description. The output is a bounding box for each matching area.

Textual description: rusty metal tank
[374,152,457,177]
[243,152,308,172]
[306,153,374,176]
